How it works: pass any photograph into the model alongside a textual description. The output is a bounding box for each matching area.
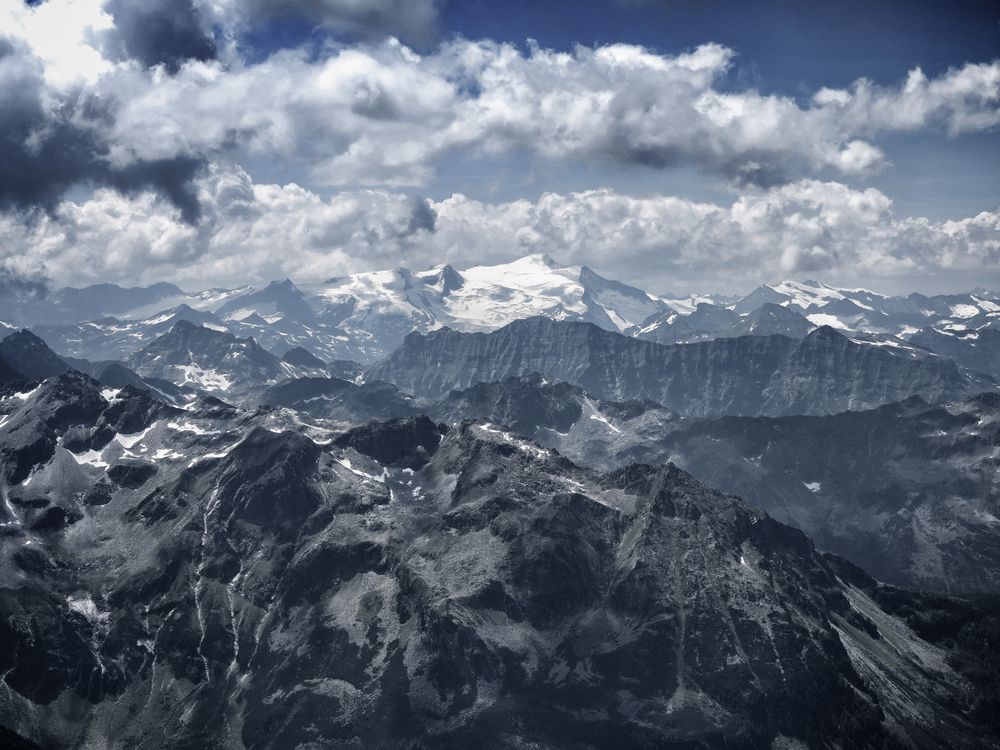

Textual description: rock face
[216,278,318,323]
[1,383,999,749]
[280,345,327,370]
[259,375,420,422]
[128,321,294,399]
[370,317,993,416]
[430,375,1000,595]
[654,393,1000,595]
[635,302,814,344]
[0,354,28,387]
[731,302,816,338]
[0,330,72,381]
[911,326,1000,379]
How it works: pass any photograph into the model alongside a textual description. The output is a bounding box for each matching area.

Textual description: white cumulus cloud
[1,167,996,294]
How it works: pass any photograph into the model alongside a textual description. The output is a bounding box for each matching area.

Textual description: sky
[0,0,998,296]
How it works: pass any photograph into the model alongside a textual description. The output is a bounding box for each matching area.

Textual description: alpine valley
[2,255,999,749]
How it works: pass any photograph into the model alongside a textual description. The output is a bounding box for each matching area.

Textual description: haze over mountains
[6,254,999,370]
[2,254,1000,749]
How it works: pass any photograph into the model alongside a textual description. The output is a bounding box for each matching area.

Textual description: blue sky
[436,0,1000,220]
[0,0,998,293]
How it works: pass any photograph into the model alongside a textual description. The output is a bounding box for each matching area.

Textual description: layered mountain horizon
[6,254,1000,377]
[4,0,999,745]
[2,253,1000,748]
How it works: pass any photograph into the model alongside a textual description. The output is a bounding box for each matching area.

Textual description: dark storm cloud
[108,155,206,222]
[0,37,205,221]
[103,0,216,73]
[405,196,437,235]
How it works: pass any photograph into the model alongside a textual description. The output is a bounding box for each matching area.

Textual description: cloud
[0,259,48,304]
[102,0,217,73]
[0,5,997,252]
[0,35,205,220]
[1,166,996,294]
[2,0,114,86]
[98,38,1000,190]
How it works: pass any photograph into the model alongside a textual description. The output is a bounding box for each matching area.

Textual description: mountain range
[425,373,1000,594]
[2,256,1000,749]
[370,317,995,416]
[5,255,998,376]
[1,371,998,748]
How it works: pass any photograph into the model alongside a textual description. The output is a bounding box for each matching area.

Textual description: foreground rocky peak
[1,382,998,748]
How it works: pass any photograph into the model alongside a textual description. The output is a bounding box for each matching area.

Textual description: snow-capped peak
[765,280,850,309]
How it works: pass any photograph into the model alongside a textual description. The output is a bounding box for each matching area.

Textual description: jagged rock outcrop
[259,376,420,421]
[2,386,999,748]
[370,317,993,416]
[429,375,1000,594]
[128,321,292,399]
[0,330,72,381]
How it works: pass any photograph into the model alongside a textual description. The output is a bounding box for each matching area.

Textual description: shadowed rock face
[258,375,420,422]
[653,393,1000,595]
[0,355,28,387]
[369,318,993,417]
[332,415,445,469]
[434,373,589,435]
[0,371,113,484]
[1,382,999,749]
[911,327,1000,380]
[429,375,1000,595]
[0,330,72,381]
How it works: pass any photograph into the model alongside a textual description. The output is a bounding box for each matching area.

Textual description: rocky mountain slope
[634,302,816,344]
[370,317,995,416]
[32,305,229,362]
[0,331,72,381]
[127,321,300,399]
[732,280,1000,334]
[0,374,998,748]
[655,393,1000,595]
[456,377,1000,589]
[258,376,420,423]
[910,326,1000,380]
[428,375,1000,594]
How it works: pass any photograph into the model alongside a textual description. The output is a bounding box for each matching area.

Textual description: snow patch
[66,594,108,625]
[151,448,184,460]
[175,364,232,391]
[116,425,155,449]
[805,313,849,330]
[168,420,217,436]
[12,384,42,401]
[71,448,108,468]
[335,457,387,484]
